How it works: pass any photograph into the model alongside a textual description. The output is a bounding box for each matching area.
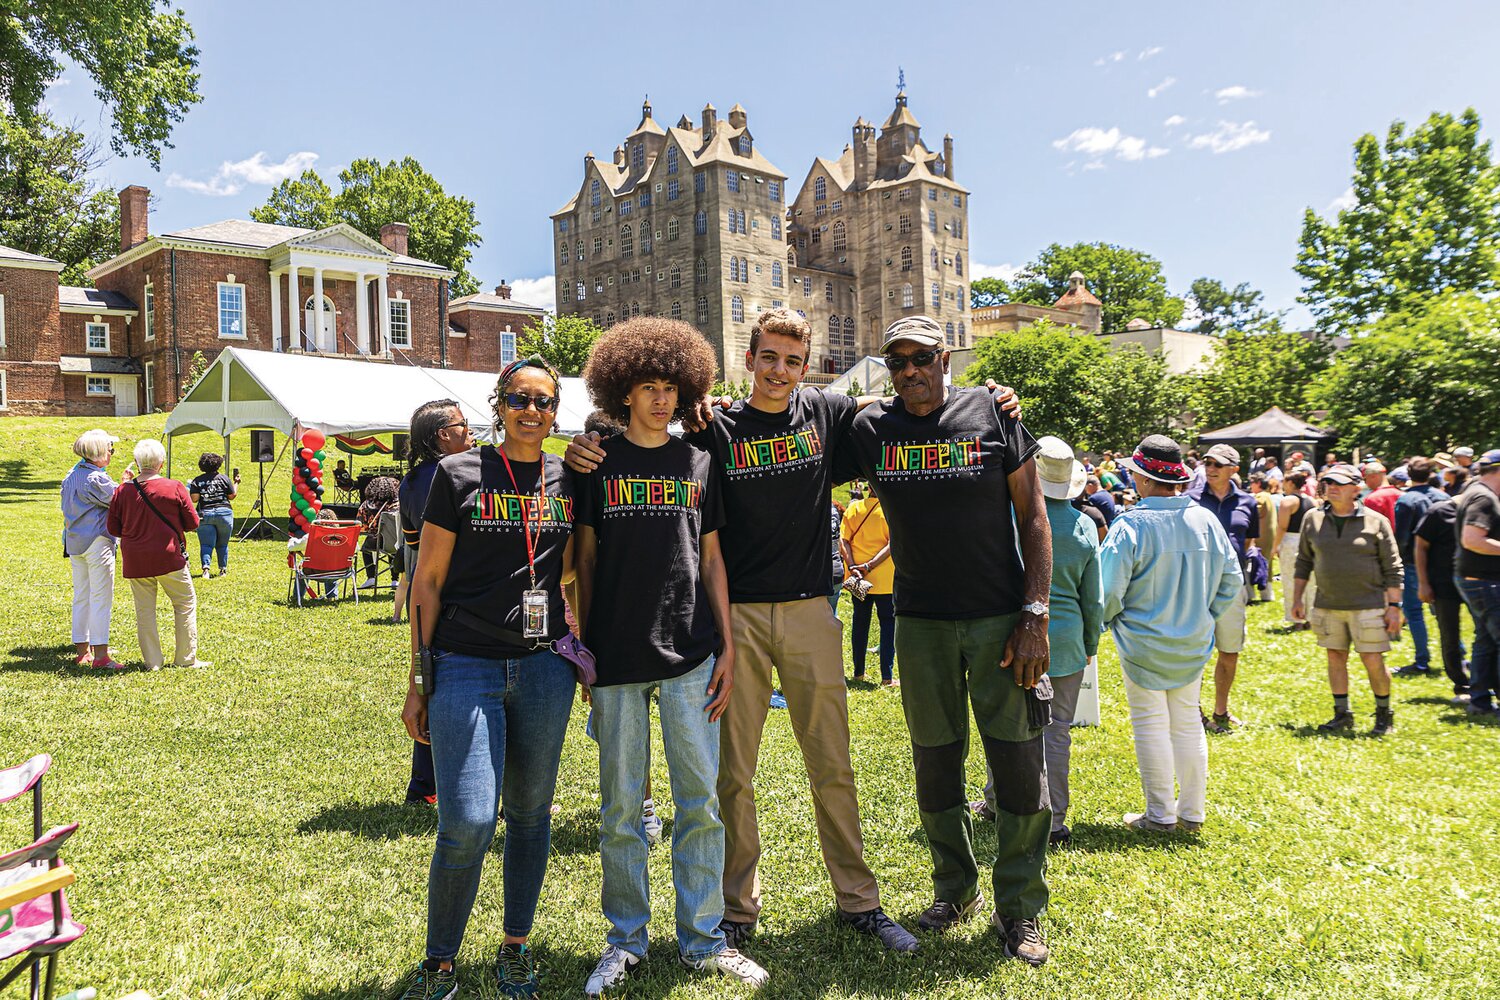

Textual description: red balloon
[299,447,313,461]
[301,429,326,451]
[308,459,321,475]
[310,499,322,511]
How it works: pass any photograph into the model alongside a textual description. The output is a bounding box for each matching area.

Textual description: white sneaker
[585,944,641,997]
[358,578,377,589]
[680,947,769,987]
[642,797,663,847]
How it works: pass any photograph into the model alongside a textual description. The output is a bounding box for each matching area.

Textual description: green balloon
[296,497,311,512]
[314,450,326,461]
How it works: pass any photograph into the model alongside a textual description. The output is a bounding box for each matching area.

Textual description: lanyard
[496,447,546,588]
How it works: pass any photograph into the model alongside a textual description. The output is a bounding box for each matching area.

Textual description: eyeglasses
[440,419,469,432]
[1203,459,1225,469]
[503,393,560,413]
[883,348,944,372]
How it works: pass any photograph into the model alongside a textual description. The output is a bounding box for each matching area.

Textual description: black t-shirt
[577,435,725,685]
[190,472,234,512]
[1456,482,1500,581]
[1414,498,1461,599]
[423,448,575,657]
[835,386,1040,619]
[684,387,857,603]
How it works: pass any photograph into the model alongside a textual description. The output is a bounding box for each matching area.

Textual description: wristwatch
[1022,601,1050,618]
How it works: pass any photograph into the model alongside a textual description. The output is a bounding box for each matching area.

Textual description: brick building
[0,185,543,416]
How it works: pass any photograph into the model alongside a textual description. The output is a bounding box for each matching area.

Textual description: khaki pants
[129,566,198,668]
[719,598,880,922]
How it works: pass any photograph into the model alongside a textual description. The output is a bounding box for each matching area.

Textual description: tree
[1296,109,1500,333]
[1009,242,1185,333]
[0,112,119,284]
[1310,293,1500,459]
[1186,328,1333,431]
[0,1,202,168]
[516,314,603,377]
[969,276,1010,309]
[960,320,1184,451]
[1187,277,1280,335]
[252,158,483,295]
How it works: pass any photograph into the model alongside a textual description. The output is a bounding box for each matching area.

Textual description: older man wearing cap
[1456,448,1500,716]
[835,315,1054,966]
[973,436,1102,849]
[1362,462,1401,525]
[1293,464,1403,735]
[1454,446,1476,471]
[1186,442,1259,733]
[1102,436,1243,833]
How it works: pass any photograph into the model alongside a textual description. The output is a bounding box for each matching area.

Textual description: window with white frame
[953,194,962,207]
[929,210,938,234]
[946,321,955,344]
[931,282,941,309]
[590,180,602,207]
[929,188,937,201]
[695,171,705,194]
[731,295,744,323]
[694,211,707,235]
[143,361,154,410]
[955,251,963,276]
[832,221,846,252]
[958,321,966,346]
[668,218,679,241]
[576,280,586,301]
[559,242,569,263]
[696,257,708,285]
[0,370,6,408]
[696,297,709,325]
[217,282,246,339]
[632,142,644,172]
[901,283,914,308]
[670,265,681,288]
[0,293,5,347]
[86,322,109,352]
[771,261,782,287]
[619,199,632,217]
[593,236,603,256]
[576,241,585,261]
[814,176,827,200]
[388,298,411,347]
[727,171,740,193]
[500,328,516,364]
[143,283,154,340]
[667,147,679,174]
[899,214,911,234]
[668,178,680,201]
[901,246,912,271]
[771,216,781,240]
[620,224,633,257]
[824,282,834,302]
[768,180,780,202]
[86,376,112,396]
[671,301,682,319]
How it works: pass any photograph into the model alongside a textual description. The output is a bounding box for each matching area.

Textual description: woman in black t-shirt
[398,358,576,996]
[188,452,237,578]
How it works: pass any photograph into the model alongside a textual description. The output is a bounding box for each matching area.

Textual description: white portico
[266,224,403,356]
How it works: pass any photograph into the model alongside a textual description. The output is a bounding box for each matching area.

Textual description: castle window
[595,277,604,294]
[768,180,780,202]
[667,147,679,174]
[899,188,911,201]
[639,189,651,207]
[954,194,963,207]
[694,210,707,235]
[729,256,740,282]
[824,281,834,302]
[901,283,914,308]
[931,248,939,269]
[631,302,640,317]
[787,247,796,266]
[668,218,679,241]
[929,188,937,201]
[695,171,705,193]
[831,199,842,212]
[844,315,855,345]
[590,179,601,207]
[620,199,632,217]
[696,297,709,324]
[641,229,652,254]
[593,236,603,256]
[559,242,569,263]
[620,224,633,257]
[727,170,740,193]
[696,257,708,285]
[946,321,955,344]
[953,218,963,238]
[814,176,827,201]
[558,218,570,232]
[771,261,783,288]
[958,321,966,346]
[928,209,937,234]
[902,246,913,271]
[668,178,680,201]
[828,315,840,343]
[631,142,644,171]
[576,240,585,261]
[954,252,963,276]
[958,286,965,310]
[931,282,941,309]
[811,227,821,244]
[803,276,812,297]
[898,214,911,234]
[672,300,682,319]
[576,280,586,301]
[815,205,826,219]
[731,295,744,323]
[771,216,781,240]
[606,311,616,325]
[670,265,682,288]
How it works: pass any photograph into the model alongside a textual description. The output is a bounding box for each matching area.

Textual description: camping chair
[0,754,85,1000]
[287,520,362,606]
[362,505,403,593]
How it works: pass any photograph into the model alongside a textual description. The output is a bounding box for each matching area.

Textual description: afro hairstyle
[583,316,717,424]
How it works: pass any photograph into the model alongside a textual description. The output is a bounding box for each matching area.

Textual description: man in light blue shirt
[1101,435,1242,834]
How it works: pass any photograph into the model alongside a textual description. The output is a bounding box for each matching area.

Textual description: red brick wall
[447,306,542,373]
[1,264,63,414]
[97,250,172,411]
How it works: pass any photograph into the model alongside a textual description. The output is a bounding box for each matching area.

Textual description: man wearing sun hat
[1101,435,1243,833]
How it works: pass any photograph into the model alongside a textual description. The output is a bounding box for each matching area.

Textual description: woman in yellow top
[840,483,897,686]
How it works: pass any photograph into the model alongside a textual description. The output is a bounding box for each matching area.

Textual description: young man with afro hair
[572,317,770,995]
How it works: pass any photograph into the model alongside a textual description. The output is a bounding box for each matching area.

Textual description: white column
[354,273,369,354]
[377,273,391,355]
[270,269,283,351]
[311,267,326,352]
[286,263,300,349]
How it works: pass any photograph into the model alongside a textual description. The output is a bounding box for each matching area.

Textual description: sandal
[91,658,128,671]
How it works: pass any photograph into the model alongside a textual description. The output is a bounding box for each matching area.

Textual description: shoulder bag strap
[132,480,187,550]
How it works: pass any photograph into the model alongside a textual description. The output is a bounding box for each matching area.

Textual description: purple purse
[551,631,597,687]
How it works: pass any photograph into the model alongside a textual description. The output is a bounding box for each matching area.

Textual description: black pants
[1431,594,1471,695]
[406,739,436,800]
[850,592,895,681]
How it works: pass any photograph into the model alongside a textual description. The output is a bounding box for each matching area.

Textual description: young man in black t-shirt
[572,318,768,996]
[835,315,1055,968]
[1414,497,1472,702]
[1456,451,1500,716]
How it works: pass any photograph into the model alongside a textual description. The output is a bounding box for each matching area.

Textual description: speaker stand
[235,462,286,541]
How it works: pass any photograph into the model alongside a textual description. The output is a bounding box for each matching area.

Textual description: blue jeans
[1459,578,1500,711]
[591,657,725,961]
[196,510,232,571]
[1401,563,1429,666]
[424,648,576,961]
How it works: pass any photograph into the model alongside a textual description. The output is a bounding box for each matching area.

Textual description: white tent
[163,347,593,470]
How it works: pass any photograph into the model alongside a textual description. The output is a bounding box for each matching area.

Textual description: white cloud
[1148,76,1177,99]
[1188,120,1272,154]
[1053,126,1169,164]
[1138,46,1164,60]
[166,150,320,197]
[1327,187,1358,213]
[507,276,556,311]
[1163,114,1187,127]
[1093,50,1127,66]
[1214,85,1263,103]
[971,262,1022,283]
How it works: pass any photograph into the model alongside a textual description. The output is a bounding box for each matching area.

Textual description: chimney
[613,145,625,168]
[119,185,150,252]
[727,103,747,129]
[943,133,955,181]
[701,103,717,142]
[852,119,876,188]
[495,281,512,300]
[379,222,409,256]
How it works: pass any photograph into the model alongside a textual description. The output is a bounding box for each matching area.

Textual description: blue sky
[46,0,1500,325]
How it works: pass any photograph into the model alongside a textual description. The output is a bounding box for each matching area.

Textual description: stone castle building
[551,92,970,376]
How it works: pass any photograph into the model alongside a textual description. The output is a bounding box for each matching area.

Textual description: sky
[44,0,1500,326]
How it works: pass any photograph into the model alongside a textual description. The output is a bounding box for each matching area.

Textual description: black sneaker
[394,960,458,1000]
[495,942,541,997]
[838,906,919,952]
[1371,708,1396,737]
[1049,825,1072,848]
[717,917,755,949]
[993,913,1049,967]
[1394,664,1432,678]
[1317,711,1355,732]
[917,892,983,932]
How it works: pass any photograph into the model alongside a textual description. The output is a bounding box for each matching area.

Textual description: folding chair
[287,520,362,606]
[0,754,85,1000]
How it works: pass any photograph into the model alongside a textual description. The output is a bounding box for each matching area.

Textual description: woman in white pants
[61,428,124,669]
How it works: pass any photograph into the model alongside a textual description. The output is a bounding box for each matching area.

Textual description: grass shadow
[1061,820,1202,854]
[1439,711,1499,727]
[1406,695,1464,707]
[2,644,127,677]
[296,801,607,857]
[1277,721,1386,740]
[0,458,62,504]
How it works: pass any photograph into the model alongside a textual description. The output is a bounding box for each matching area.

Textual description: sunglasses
[503,392,560,413]
[1203,458,1226,468]
[883,348,944,372]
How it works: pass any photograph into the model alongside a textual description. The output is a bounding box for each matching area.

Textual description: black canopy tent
[1198,406,1334,460]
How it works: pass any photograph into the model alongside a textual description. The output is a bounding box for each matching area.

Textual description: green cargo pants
[895,613,1050,918]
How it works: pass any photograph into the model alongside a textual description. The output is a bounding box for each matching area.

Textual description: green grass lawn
[2,415,1497,999]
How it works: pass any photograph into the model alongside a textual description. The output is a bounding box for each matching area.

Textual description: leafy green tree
[1090,346,1189,454]
[252,158,483,295]
[516,314,603,377]
[1296,109,1500,332]
[0,112,119,284]
[1310,293,1500,458]
[0,1,202,167]
[969,276,1010,309]
[1009,242,1185,333]
[1188,277,1280,335]
[1186,329,1332,431]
